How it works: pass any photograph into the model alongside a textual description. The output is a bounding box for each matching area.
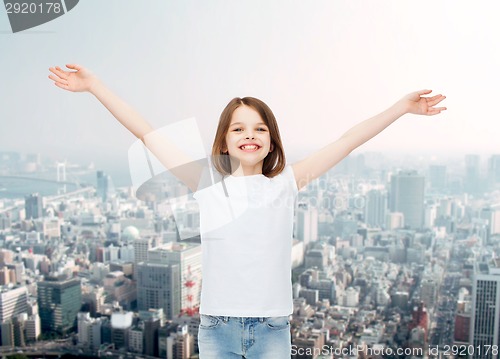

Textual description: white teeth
[240,145,259,150]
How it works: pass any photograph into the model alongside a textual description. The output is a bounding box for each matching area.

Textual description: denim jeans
[198,314,291,358]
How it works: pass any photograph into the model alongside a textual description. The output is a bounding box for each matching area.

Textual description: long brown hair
[211,97,286,178]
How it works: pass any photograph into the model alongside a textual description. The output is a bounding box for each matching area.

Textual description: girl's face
[224,105,273,174]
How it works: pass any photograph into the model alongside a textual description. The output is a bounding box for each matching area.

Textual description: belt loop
[259,317,265,323]
[224,316,229,322]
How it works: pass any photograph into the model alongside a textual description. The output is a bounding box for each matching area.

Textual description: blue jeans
[198,315,291,358]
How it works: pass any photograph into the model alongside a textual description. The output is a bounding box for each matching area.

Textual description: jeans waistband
[221,316,266,323]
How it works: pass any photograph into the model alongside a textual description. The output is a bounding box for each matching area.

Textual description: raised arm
[48,64,202,192]
[292,90,447,190]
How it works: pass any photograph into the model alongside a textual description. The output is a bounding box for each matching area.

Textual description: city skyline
[1,131,500,355]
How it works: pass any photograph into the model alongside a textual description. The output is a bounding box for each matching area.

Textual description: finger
[48,67,63,77]
[432,106,447,111]
[417,89,432,95]
[427,107,446,115]
[66,63,81,71]
[426,94,442,101]
[54,81,71,91]
[48,67,61,78]
[51,66,68,80]
[48,74,69,86]
[427,96,446,107]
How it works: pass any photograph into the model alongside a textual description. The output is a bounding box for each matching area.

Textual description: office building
[470,260,500,358]
[0,286,28,323]
[96,170,115,202]
[295,203,318,246]
[37,275,82,334]
[488,154,500,188]
[147,242,202,315]
[428,164,447,192]
[25,193,43,220]
[464,154,481,195]
[389,171,425,229]
[364,189,387,228]
[136,262,180,320]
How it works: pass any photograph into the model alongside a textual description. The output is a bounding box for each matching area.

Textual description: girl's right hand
[48,64,98,93]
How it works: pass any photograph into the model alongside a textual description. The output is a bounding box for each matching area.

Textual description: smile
[239,145,261,152]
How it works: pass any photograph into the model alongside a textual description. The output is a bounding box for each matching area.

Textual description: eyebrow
[229,122,268,127]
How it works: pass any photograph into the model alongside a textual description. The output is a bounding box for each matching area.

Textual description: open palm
[48,64,97,92]
[401,89,447,116]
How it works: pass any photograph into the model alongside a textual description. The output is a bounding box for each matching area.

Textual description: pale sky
[1,1,499,178]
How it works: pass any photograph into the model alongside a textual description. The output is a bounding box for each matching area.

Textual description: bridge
[0,175,84,186]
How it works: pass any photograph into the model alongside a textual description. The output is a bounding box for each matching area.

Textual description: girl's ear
[269,143,274,152]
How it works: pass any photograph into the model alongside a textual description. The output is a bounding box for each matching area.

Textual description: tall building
[147,242,202,316]
[480,207,500,243]
[133,236,157,279]
[428,165,447,192]
[364,189,387,228]
[0,286,28,323]
[389,171,425,229]
[464,154,481,195]
[24,193,43,219]
[37,275,82,334]
[295,203,318,246]
[77,312,103,351]
[487,154,500,189]
[96,170,115,202]
[470,260,500,358]
[136,262,180,320]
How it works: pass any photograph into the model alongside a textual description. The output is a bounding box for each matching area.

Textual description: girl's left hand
[400,89,447,116]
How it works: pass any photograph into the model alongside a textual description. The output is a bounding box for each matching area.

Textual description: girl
[48,64,446,358]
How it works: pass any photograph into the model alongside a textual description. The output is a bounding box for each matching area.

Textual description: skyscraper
[470,260,500,358]
[147,242,202,316]
[428,165,447,192]
[465,154,482,195]
[136,262,180,320]
[37,275,82,334]
[295,203,318,246]
[133,236,158,279]
[96,170,115,202]
[364,189,388,228]
[488,154,500,189]
[389,171,425,229]
[24,193,43,219]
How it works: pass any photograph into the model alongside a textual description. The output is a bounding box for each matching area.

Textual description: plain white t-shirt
[192,164,298,317]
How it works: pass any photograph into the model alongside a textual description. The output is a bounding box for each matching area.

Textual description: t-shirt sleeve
[284,164,299,196]
[192,163,216,200]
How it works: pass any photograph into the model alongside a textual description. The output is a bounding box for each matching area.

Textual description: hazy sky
[1,1,499,178]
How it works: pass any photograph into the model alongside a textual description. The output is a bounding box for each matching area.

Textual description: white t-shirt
[192,164,298,317]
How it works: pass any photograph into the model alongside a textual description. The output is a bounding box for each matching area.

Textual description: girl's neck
[230,165,263,177]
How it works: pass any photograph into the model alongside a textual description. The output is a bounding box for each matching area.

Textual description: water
[0,177,81,199]
[0,168,132,200]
